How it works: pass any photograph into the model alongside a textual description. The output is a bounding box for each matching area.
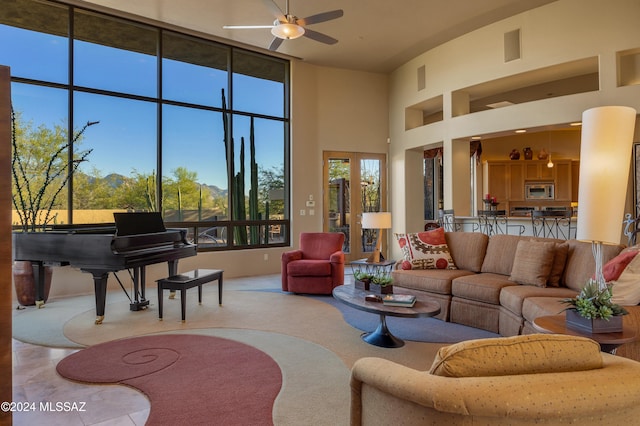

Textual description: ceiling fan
[223,0,344,51]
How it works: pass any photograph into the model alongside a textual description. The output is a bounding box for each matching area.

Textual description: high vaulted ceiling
[77,0,557,74]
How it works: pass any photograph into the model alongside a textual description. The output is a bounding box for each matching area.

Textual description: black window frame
[2,0,291,251]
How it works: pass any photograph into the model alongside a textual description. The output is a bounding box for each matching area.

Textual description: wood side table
[532,314,637,354]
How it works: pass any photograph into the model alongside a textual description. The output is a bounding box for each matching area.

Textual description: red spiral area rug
[56,334,282,425]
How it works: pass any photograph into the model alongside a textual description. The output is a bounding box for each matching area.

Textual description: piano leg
[90,272,109,324]
[130,267,150,311]
[140,266,146,301]
[32,261,46,309]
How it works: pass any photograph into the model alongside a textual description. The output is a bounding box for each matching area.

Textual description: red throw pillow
[603,248,640,282]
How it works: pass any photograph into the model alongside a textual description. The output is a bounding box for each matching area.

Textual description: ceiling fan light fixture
[271,23,305,40]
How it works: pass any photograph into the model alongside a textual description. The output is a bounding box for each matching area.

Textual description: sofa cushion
[521,296,573,324]
[480,235,525,275]
[509,240,556,287]
[395,227,457,270]
[391,268,474,295]
[429,334,602,377]
[563,240,624,291]
[444,232,489,272]
[481,235,562,276]
[548,242,569,287]
[500,285,580,317]
[451,273,516,304]
[287,259,331,276]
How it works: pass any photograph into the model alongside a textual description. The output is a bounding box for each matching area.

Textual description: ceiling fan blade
[262,0,286,22]
[268,37,284,51]
[223,25,274,30]
[297,10,344,26]
[303,28,338,45]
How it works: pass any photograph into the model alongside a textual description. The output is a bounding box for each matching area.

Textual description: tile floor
[9,273,355,425]
[11,338,150,425]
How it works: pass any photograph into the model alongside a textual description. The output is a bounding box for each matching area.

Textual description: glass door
[323,151,387,262]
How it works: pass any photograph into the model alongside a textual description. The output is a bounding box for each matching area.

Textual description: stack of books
[382,294,416,307]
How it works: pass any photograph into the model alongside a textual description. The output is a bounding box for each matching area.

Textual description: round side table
[532,314,637,354]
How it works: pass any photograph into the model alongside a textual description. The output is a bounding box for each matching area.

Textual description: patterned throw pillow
[395,227,457,270]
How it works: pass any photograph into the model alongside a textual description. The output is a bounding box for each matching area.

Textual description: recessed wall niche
[618,48,640,87]
[451,57,599,117]
[417,65,426,91]
[504,29,521,62]
[405,95,443,130]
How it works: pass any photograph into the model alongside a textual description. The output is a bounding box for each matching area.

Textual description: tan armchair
[351,334,640,425]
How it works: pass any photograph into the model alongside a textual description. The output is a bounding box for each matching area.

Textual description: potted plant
[561,279,628,333]
[11,107,98,306]
[369,270,393,295]
[353,269,373,290]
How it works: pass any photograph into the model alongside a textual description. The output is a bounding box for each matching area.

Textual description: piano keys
[12,212,197,324]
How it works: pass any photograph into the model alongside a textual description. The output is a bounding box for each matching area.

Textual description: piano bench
[156,269,223,321]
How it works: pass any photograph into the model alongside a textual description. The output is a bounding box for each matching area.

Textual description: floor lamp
[576,106,637,290]
[361,212,392,263]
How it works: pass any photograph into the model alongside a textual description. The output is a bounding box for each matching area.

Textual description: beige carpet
[62,275,444,370]
[15,274,450,425]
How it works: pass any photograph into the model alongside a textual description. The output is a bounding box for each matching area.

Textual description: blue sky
[1,22,285,189]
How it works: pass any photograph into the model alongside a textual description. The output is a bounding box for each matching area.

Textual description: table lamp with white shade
[361,212,392,263]
[576,105,637,290]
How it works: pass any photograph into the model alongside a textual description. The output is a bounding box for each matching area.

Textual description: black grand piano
[12,212,197,324]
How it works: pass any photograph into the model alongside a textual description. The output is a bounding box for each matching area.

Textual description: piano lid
[114,212,166,236]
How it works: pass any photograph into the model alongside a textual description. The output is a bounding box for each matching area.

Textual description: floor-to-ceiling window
[1,0,290,251]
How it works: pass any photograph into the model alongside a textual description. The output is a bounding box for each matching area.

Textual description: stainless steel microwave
[525,183,554,200]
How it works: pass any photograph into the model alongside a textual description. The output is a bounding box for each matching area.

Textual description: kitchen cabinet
[484,162,508,206]
[524,161,555,180]
[483,162,524,210]
[485,159,576,208]
[509,163,525,200]
[554,160,573,201]
[571,161,580,201]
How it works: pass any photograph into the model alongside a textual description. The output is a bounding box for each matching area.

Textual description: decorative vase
[13,260,53,307]
[509,149,520,160]
[565,310,623,333]
[523,147,533,160]
[355,279,370,291]
[370,284,393,295]
[537,148,548,160]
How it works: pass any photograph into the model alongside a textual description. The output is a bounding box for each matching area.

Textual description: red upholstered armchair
[281,232,345,294]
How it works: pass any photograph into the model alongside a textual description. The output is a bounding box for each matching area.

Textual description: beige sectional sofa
[391,232,640,361]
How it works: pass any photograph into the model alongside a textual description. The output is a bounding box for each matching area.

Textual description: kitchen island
[440,214,576,238]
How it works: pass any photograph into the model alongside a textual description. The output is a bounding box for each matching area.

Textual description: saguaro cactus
[221,89,260,246]
[249,117,260,244]
[233,138,247,245]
